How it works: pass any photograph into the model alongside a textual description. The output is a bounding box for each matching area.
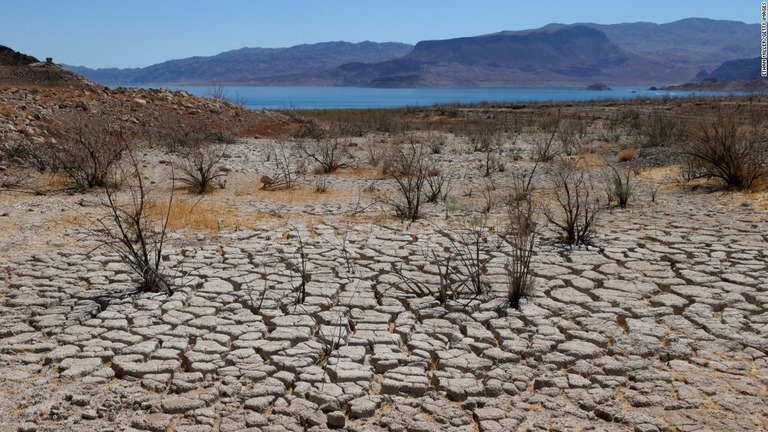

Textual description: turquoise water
[159,85,752,110]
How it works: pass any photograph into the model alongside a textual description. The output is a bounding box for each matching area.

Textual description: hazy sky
[1,0,760,68]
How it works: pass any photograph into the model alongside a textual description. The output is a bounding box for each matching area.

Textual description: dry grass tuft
[616,147,637,162]
[145,199,261,232]
[0,104,16,117]
[336,166,385,179]
[227,174,358,205]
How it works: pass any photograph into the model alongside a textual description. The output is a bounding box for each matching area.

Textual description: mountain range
[65,18,762,87]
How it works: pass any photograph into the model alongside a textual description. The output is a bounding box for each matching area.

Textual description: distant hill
[662,77,768,92]
[67,41,414,86]
[0,45,39,66]
[708,57,762,80]
[257,25,690,86]
[62,18,760,87]
[661,57,767,91]
[580,18,757,74]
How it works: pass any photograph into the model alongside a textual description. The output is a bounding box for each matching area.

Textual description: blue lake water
[158,85,752,110]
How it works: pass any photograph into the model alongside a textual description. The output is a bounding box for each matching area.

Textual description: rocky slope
[0,85,290,148]
[1,45,93,88]
[0,47,293,156]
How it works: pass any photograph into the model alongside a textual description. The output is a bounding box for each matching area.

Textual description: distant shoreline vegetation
[134,85,762,110]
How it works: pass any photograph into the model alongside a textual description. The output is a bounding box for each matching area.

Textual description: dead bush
[683,110,768,190]
[314,175,329,193]
[383,143,428,221]
[426,132,447,154]
[545,158,601,246]
[437,217,497,297]
[424,168,450,203]
[96,149,172,294]
[531,110,561,162]
[261,142,301,190]
[175,144,228,194]
[642,111,686,147]
[298,139,352,174]
[364,141,385,167]
[43,112,127,191]
[149,112,208,152]
[503,195,538,309]
[558,115,589,156]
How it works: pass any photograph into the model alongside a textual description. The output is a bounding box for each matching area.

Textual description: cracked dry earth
[1,183,768,431]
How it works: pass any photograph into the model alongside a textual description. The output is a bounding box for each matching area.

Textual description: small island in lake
[584,83,611,91]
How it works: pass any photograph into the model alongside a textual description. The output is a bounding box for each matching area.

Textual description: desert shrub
[97,149,172,294]
[0,138,46,171]
[370,109,408,134]
[284,228,311,305]
[149,112,208,152]
[426,132,447,154]
[206,83,229,102]
[438,218,496,296]
[606,164,633,208]
[364,142,385,167]
[611,108,642,136]
[293,118,327,140]
[480,179,496,214]
[314,175,329,193]
[465,127,495,153]
[298,139,352,174]
[503,195,538,309]
[531,110,562,162]
[0,138,30,161]
[401,220,496,305]
[481,134,506,177]
[383,143,428,221]
[44,113,127,191]
[396,249,459,306]
[678,159,709,183]
[683,110,768,190]
[175,144,228,194]
[424,168,450,203]
[261,142,301,190]
[558,115,590,156]
[641,111,686,147]
[329,119,366,138]
[458,120,508,176]
[545,158,601,246]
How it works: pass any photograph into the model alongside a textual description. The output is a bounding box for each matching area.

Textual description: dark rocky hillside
[261,26,690,86]
[0,45,39,66]
[661,57,768,91]
[708,57,762,80]
[1,45,93,88]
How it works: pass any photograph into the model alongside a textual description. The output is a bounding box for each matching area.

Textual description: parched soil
[0,98,767,432]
